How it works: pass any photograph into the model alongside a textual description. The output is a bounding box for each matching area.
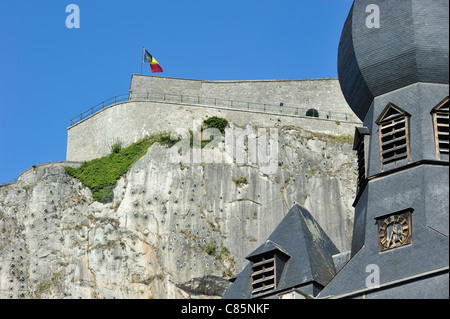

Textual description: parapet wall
[67,76,360,162]
[130,75,355,117]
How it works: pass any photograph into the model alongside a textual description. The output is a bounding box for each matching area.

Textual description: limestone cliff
[0,125,356,299]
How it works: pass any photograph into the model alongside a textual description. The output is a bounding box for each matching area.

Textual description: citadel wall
[130,75,357,117]
[67,75,360,162]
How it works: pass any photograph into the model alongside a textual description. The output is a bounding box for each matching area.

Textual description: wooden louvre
[251,253,276,295]
[356,137,367,191]
[432,97,449,159]
[353,127,370,194]
[376,103,411,170]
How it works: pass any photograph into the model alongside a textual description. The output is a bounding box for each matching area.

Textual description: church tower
[222,0,448,299]
[319,0,449,298]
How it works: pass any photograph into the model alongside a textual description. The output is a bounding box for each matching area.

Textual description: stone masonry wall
[130,75,356,118]
[67,100,359,162]
[67,76,360,162]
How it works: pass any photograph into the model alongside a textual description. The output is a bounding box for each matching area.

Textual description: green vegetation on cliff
[65,132,178,203]
[203,116,229,134]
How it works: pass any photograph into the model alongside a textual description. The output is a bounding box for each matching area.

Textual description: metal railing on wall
[69,92,360,126]
[69,94,130,126]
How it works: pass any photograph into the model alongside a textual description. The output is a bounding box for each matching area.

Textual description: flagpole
[141,46,144,75]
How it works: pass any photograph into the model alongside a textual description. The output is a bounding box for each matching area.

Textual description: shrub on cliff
[65,132,177,203]
[202,116,229,134]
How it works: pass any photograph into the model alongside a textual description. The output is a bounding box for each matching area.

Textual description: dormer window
[376,103,411,170]
[251,252,276,295]
[247,242,290,297]
[431,96,449,159]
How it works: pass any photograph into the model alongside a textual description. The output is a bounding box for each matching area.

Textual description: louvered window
[251,253,276,295]
[356,140,366,189]
[376,104,411,170]
[432,97,449,159]
[353,127,370,192]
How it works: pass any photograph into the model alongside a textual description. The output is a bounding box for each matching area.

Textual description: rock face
[0,125,356,299]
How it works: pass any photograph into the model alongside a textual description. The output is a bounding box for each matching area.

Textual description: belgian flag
[144,49,163,73]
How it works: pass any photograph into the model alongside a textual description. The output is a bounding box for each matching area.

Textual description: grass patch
[109,138,123,154]
[206,243,216,256]
[65,132,178,203]
[232,176,248,187]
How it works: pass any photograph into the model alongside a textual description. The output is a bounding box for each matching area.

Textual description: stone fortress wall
[130,75,357,116]
[67,75,361,162]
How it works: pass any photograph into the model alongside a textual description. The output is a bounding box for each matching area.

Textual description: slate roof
[338,0,449,120]
[245,240,290,260]
[222,204,340,299]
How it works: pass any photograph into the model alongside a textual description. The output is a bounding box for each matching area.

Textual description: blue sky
[0,0,353,185]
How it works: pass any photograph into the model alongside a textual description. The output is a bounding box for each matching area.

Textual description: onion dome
[338,0,449,120]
